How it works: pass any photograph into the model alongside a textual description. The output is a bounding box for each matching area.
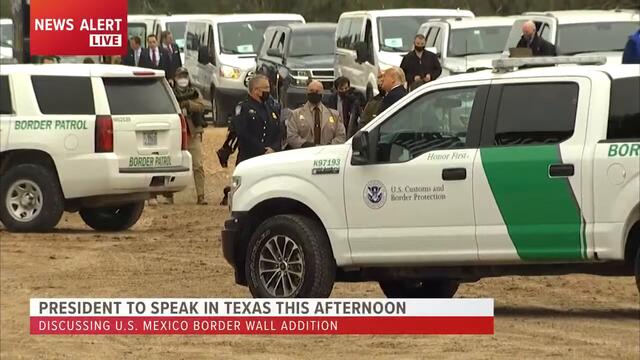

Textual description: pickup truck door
[0,75,12,151]
[473,76,592,262]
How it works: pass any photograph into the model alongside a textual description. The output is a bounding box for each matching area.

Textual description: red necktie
[152,50,157,66]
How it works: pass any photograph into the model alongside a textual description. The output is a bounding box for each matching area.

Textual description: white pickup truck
[222,57,640,298]
[0,64,192,232]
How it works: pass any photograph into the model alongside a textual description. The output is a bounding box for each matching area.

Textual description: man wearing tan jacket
[287,80,347,149]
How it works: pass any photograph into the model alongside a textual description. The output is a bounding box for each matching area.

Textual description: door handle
[442,168,467,181]
[549,164,574,177]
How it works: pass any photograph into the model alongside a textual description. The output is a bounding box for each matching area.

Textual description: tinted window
[166,22,187,50]
[336,18,352,49]
[494,83,578,145]
[288,30,335,57]
[1,23,14,47]
[377,87,478,163]
[426,28,439,47]
[557,22,638,55]
[378,16,455,52]
[218,20,301,55]
[128,23,147,47]
[608,77,640,139]
[103,78,176,115]
[32,76,95,115]
[448,26,512,56]
[346,18,364,50]
[0,76,11,114]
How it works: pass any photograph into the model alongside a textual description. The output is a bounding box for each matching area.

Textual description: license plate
[143,132,157,146]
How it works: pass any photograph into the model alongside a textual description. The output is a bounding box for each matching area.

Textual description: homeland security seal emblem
[363,180,387,209]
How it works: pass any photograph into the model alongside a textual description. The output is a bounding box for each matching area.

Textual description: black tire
[79,201,144,232]
[635,246,640,294]
[246,215,335,298]
[0,164,64,232]
[212,88,227,127]
[379,279,459,298]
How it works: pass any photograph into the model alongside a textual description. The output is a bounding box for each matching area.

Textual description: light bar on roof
[492,56,607,72]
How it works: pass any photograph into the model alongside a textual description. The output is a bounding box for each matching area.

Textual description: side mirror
[351,131,370,165]
[267,48,283,58]
[354,42,368,64]
[198,46,210,65]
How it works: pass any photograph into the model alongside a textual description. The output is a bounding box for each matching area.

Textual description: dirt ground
[1,127,639,359]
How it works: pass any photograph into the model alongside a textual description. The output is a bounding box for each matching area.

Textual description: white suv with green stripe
[222,57,640,298]
[0,64,192,232]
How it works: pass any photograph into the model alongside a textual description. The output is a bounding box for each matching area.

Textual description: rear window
[103,78,176,115]
[608,76,640,140]
[31,76,95,115]
[0,75,11,114]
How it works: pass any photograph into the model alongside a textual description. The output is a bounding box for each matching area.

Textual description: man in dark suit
[122,36,144,67]
[161,30,182,80]
[326,76,365,138]
[139,34,170,73]
[377,67,408,115]
[516,21,557,56]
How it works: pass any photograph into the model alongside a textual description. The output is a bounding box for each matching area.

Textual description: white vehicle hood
[0,46,12,59]
[218,53,257,71]
[236,145,349,176]
[444,53,500,73]
[377,51,405,68]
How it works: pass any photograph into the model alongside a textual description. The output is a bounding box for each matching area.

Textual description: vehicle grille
[311,69,334,77]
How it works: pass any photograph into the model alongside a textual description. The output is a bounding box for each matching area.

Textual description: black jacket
[400,50,442,88]
[139,47,171,73]
[377,85,407,115]
[162,43,182,79]
[326,89,365,138]
[516,34,557,56]
[233,97,283,164]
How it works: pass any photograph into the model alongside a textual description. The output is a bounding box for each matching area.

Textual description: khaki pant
[190,133,205,198]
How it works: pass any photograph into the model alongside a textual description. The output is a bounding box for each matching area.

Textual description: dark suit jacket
[122,48,144,67]
[377,85,407,115]
[162,43,182,79]
[516,34,557,56]
[139,47,171,74]
[326,89,365,138]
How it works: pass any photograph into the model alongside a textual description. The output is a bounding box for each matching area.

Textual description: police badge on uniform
[272,112,277,120]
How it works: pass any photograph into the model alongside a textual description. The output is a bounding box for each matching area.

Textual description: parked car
[503,10,640,63]
[335,8,474,100]
[0,18,13,60]
[184,14,305,126]
[256,23,336,109]
[222,57,640,298]
[417,17,515,76]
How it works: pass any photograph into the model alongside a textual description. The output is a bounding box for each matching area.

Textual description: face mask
[377,86,386,96]
[307,92,322,105]
[260,91,270,102]
[415,46,425,52]
[176,78,189,88]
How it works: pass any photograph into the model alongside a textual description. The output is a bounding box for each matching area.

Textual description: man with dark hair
[123,36,143,67]
[139,34,170,72]
[161,30,182,80]
[400,34,441,89]
[326,76,364,138]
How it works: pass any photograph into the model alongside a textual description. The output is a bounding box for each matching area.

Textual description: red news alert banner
[30,299,494,335]
[30,0,128,56]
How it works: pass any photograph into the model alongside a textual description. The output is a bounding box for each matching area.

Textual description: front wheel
[79,201,144,231]
[635,246,640,294]
[246,215,335,298]
[379,279,459,298]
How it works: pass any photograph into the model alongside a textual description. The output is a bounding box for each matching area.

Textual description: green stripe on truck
[480,145,584,260]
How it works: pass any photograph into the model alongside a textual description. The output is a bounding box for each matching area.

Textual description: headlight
[229,176,241,210]
[290,69,312,87]
[220,65,241,79]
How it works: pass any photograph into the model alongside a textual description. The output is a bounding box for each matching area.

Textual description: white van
[334,9,474,100]
[184,14,305,125]
[0,64,192,232]
[128,15,161,47]
[156,14,211,65]
[0,18,13,60]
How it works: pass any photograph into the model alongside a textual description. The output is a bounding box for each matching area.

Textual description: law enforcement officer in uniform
[233,74,283,164]
[287,80,346,149]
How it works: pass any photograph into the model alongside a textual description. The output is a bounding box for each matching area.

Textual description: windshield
[289,30,335,57]
[378,16,460,52]
[557,22,639,55]
[448,26,511,56]
[166,21,187,50]
[128,23,147,46]
[0,23,13,48]
[219,20,302,54]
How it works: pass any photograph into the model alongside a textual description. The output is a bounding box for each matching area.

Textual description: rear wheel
[245,215,335,298]
[79,202,144,232]
[379,279,459,298]
[0,164,64,232]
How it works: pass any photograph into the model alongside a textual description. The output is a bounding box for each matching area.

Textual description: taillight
[180,113,189,150]
[95,115,113,153]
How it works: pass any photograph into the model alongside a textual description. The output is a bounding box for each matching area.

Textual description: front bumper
[221,211,249,285]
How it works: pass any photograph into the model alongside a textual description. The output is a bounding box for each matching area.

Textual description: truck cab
[222,58,640,298]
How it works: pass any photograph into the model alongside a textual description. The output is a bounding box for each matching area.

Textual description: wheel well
[234,198,332,284]
[1,150,58,176]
